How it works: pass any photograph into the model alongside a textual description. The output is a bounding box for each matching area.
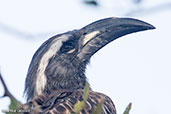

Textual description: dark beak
[77,17,155,61]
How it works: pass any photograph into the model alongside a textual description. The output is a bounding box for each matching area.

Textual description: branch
[0,72,23,111]
[0,21,55,41]
[125,2,171,16]
[0,72,13,98]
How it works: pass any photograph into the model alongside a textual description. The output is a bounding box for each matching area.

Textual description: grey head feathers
[24,17,155,102]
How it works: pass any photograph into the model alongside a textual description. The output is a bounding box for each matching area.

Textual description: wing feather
[24,90,116,114]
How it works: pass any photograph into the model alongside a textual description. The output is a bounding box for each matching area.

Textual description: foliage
[73,82,90,114]
[92,99,104,114]
[0,73,22,114]
[1,73,131,114]
[123,103,132,114]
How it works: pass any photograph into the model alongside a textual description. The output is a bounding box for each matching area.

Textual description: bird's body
[25,90,116,114]
[24,17,155,114]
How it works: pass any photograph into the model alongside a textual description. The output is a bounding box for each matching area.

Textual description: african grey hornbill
[24,17,155,114]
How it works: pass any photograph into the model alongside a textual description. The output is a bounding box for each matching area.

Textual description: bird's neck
[43,60,88,94]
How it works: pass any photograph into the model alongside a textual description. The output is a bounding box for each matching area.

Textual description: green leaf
[73,82,90,114]
[0,73,22,114]
[6,96,22,114]
[83,82,90,101]
[73,101,86,114]
[123,103,132,114]
[92,99,104,114]
[8,96,22,110]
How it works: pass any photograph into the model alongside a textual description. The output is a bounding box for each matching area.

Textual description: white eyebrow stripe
[35,34,70,96]
[83,31,100,45]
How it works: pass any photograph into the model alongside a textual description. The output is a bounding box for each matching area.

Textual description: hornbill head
[24,17,155,101]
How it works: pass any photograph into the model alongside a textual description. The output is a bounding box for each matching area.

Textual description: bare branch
[125,2,171,16]
[0,21,56,41]
[0,72,13,98]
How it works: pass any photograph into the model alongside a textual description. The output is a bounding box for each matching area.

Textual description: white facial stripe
[83,31,100,45]
[35,34,69,96]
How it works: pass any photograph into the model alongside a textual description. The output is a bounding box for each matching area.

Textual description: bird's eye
[60,39,75,53]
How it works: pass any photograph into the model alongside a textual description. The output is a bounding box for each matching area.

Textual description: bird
[23,17,155,114]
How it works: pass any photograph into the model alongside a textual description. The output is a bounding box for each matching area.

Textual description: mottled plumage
[24,90,116,114]
[24,17,155,114]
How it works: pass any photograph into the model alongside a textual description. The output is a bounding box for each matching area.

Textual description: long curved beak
[77,17,155,61]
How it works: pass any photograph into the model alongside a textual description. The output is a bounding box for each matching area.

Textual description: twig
[0,21,55,41]
[125,2,171,16]
[0,72,13,98]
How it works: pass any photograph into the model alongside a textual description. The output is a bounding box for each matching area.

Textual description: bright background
[0,0,171,114]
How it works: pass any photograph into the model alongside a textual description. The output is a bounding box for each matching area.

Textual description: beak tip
[119,17,156,31]
[146,23,156,30]
[151,25,156,30]
[135,18,156,31]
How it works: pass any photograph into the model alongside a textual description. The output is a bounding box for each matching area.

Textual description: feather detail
[24,90,116,114]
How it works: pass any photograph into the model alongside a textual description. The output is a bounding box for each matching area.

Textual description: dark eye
[60,39,75,53]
